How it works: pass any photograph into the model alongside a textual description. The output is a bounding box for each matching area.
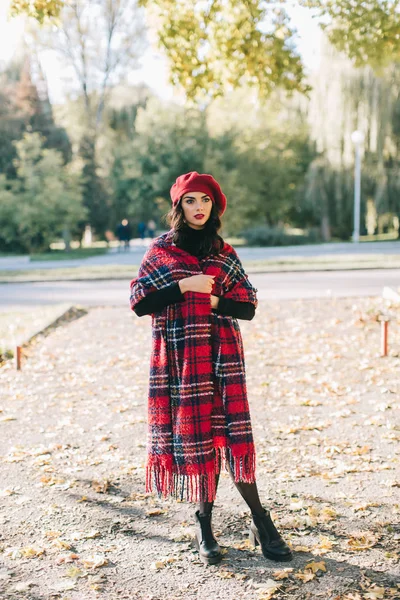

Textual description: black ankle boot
[194,509,222,565]
[249,507,293,562]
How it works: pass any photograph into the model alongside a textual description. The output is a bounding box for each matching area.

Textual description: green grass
[29,247,108,261]
[0,265,139,282]
[242,254,400,272]
[359,232,399,242]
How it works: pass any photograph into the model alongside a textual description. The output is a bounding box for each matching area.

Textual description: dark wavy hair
[164,197,224,258]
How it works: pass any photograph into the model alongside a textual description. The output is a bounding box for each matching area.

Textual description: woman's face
[180,191,213,230]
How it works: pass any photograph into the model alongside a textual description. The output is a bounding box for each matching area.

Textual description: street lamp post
[351,130,365,243]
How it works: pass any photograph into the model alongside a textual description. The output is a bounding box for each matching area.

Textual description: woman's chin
[187,221,206,229]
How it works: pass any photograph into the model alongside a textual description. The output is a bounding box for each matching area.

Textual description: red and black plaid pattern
[130,230,258,502]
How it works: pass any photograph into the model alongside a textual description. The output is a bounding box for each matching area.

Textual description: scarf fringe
[145,446,256,503]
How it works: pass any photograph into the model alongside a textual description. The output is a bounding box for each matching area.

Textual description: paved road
[0,269,399,308]
[0,240,399,271]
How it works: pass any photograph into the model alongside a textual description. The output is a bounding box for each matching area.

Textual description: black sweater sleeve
[133,282,184,317]
[214,297,256,321]
[133,282,256,320]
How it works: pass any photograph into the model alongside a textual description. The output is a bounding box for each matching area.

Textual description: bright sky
[0,1,321,105]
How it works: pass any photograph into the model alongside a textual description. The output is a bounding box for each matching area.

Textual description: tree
[106,91,314,237]
[13,1,400,101]
[205,88,315,231]
[303,156,333,241]
[140,0,307,101]
[0,55,71,178]
[79,133,109,235]
[301,0,400,68]
[304,36,400,239]
[109,97,208,231]
[10,0,63,23]
[0,132,86,252]
[35,0,146,132]
[30,0,146,236]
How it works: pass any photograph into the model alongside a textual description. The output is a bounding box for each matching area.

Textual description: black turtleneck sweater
[133,227,256,320]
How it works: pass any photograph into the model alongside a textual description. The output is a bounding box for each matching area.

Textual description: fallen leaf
[82,554,109,569]
[218,570,235,579]
[300,399,322,406]
[295,570,316,582]
[306,560,326,574]
[91,479,110,493]
[150,561,166,570]
[53,539,71,550]
[290,499,304,511]
[20,547,45,558]
[146,509,167,516]
[0,488,17,497]
[232,539,254,550]
[65,566,87,579]
[256,578,282,599]
[55,553,79,565]
[312,536,336,555]
[44,530,61,539]
[70,530,101,541]
[363,586,386,599]
[273,568,293,580]
[346,532,378,551]
[292,545,310,552]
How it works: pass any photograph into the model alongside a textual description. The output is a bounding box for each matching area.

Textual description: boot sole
[249,529,293,562]
[262,550,293,562]
[193,537,223,566]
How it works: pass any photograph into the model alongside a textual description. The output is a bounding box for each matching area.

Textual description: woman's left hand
[210,294,220,309]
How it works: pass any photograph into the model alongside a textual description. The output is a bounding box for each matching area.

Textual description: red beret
[170,171,227,216]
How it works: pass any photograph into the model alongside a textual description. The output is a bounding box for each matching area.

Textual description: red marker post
[381,320,389,357]
[15,345,22,370]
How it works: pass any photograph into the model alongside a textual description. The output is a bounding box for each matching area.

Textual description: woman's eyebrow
[183,194,211,199]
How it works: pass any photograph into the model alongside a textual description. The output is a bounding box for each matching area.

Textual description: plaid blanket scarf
[129,230,258,503]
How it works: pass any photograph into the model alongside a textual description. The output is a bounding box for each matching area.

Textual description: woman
[129,172,292,565]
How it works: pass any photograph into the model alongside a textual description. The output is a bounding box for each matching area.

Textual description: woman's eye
[185,197,209,203]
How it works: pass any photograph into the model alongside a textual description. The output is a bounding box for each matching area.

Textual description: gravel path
[1,297,400,600]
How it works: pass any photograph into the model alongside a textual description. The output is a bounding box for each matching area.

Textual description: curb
[22,305,88,344]
[1,305,88,369]
[1,263,400,284]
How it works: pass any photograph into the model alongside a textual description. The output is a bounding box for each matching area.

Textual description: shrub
[240,225,320,247]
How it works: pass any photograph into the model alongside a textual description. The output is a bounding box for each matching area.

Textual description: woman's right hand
[179,274,215,294]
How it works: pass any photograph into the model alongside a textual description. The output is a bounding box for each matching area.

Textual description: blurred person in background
[116,219,131,251]
[146,218,156,239]
[138,221,147,240]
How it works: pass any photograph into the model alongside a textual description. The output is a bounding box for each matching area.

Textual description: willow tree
[301,0,400,67]
[306,36,400,239]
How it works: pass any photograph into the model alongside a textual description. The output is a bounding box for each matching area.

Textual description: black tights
[199,463,264,517]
